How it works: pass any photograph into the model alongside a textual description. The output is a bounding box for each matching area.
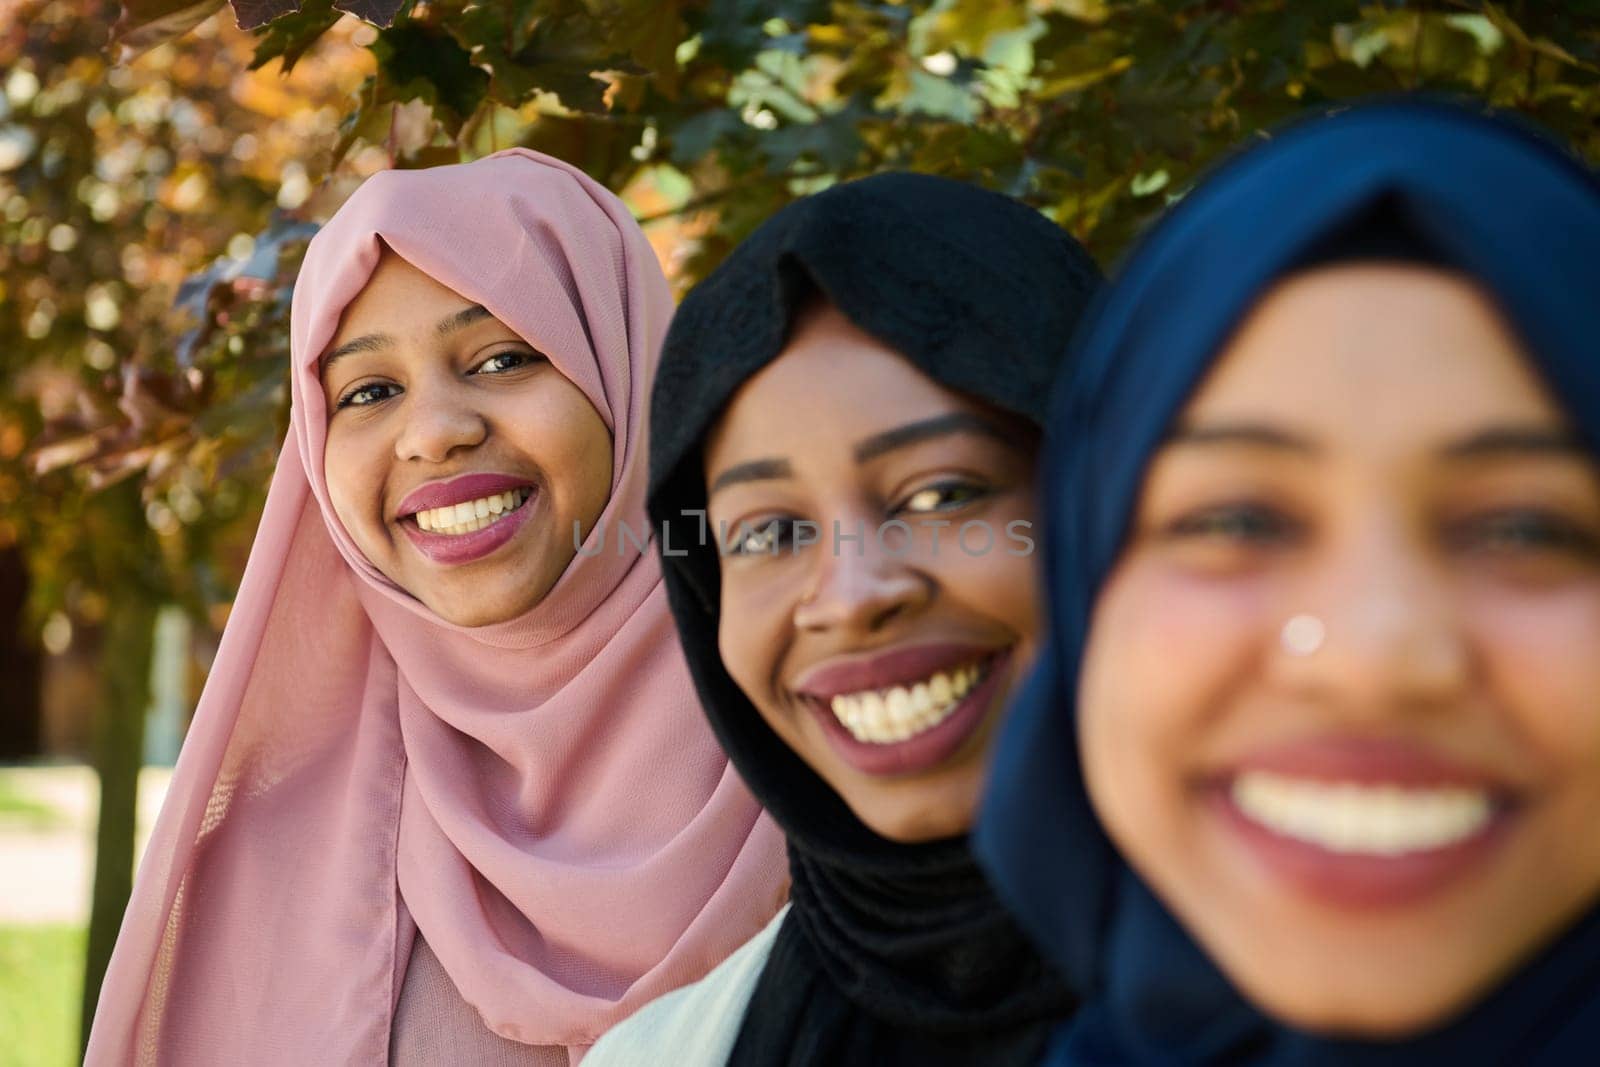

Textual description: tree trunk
[79,592,156,1055]
[0,544,43,758]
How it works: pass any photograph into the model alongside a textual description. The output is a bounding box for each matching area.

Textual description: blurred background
[1,1,1597,1063]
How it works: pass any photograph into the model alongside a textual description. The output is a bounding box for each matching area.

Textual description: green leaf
[909,0,1032,59]
[899,68,979,122]
[692,0,830,69]
[759,108,867,174]
[613,0,687,97]
[1129,168,1168,196]
[248,0,341,72]
[373,22,490,126]
[669,108,750,165]
[457,2,638,114]
[1443,14,1503,56]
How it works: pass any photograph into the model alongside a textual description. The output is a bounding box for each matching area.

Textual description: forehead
[1184,263,1561,439]
[328,252,470,344]
[706,303,979,465]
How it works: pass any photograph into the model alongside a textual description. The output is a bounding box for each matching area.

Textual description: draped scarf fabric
[646,171,1103,1065]
[86,149,787,1066]
[974,99,1600,1065]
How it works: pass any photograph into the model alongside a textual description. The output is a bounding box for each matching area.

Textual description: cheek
[917,492,1045,643]
[1079,562,1275,841]
[717,570,796,711]
[507,385,614,521]
[1467,582,1600,768]
[933,540,1041,641]
[322,424,388,542]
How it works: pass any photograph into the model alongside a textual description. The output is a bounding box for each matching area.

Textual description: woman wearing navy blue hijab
[976,100,1600,1063]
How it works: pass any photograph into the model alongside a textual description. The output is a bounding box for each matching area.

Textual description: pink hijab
[86,149,787,1065]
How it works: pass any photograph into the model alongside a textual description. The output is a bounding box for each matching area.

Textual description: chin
[423,592,523,628]
[1234,967,1482,1041]
[864,820,969,845]
[853,794,976,844]
[422,575,559,628]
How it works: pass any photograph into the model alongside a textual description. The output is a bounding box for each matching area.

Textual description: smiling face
[704,302,1042,843]
[320,251,613,627]
[1077,263,1600,1036]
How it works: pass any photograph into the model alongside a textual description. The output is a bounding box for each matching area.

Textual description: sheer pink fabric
[85,149,788,1066]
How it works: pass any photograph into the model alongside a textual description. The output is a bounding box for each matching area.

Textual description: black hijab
[648,172,1102,1065]
[976,99,1600,1065]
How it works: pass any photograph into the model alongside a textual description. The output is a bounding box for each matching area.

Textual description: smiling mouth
[1230,772,1499,856]
[823,655,996,745]
[409,488,533,537]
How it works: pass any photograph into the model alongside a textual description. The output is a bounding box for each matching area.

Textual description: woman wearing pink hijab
[84,149,788,1065]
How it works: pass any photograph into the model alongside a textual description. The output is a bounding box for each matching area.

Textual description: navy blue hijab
[975,100,1600,1064]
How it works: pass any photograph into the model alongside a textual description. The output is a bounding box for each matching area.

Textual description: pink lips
[395,472,539,567]
[793,643,994,700]
[794,644,1011,778]
[396,472,534,518]
[1211,736,1518,910]
[1222,736,1505,789]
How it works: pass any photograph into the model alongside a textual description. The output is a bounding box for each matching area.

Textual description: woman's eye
[1450,509,1600,559]
[725,518,794,557]
[337,382,400,409]
[475,350,539,375]
[1164,503,1299,545]
[899,482,986,514]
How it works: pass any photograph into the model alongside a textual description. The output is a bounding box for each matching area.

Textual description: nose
[393,381,487,464]
[792,521,932,636]
[1274,511,1471,715]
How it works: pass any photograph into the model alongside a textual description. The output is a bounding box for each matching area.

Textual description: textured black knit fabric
[646,172,1103,1066]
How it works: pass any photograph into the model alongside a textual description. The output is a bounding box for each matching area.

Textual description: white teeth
[824,659,990,745]
[886,687,912,721]
[1231,770,1494,856]
[862,692,886,732]
[413,489,528,537]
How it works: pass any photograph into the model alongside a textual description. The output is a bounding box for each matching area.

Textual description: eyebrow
[1165,421,1318,455]
[320,332,391,377]
[1439,425,1586,461]
[1167,420,1589,463]
[853,412,1021,463]
[319,304,495,379]
[437,304,492,336]
[708,458,793,495]
[707,412,1024,496]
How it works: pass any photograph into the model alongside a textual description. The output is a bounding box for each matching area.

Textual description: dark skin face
[320,252,613,627]
[705,303,1043,842]
[1079,264,1600,1036]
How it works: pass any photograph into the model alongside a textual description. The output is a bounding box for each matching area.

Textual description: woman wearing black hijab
[978,100,1600,1064]
[585,173,1102,1065]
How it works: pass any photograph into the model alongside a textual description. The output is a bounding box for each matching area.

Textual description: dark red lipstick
[396,472,539,566]
[793,644,1013,777]
[396,472,534,518]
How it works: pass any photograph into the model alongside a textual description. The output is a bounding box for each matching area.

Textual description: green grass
[0,782,65,831]
[0,925,84,1067]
